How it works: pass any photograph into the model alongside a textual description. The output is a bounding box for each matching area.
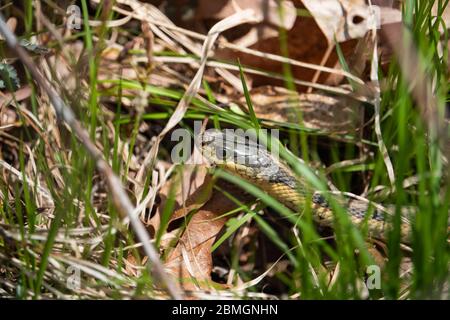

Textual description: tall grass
[0,0,448,299]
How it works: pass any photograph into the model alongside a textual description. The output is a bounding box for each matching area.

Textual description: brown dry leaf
[165,183,250,291]
[215,1,358,91]
[149,164,210,233]
[301,0,400,42]
[0,17,17,42]
[196,0,296,48]
[0,106,18,129]
[232,24,279,48]
[238,86,364,133]
[213,0,399,91]
[432,2,450,33]
[167,174,214,223]
[125,253,142,277]
[46,41,84,93]
[0,86,32,108]
[197,0,296,29]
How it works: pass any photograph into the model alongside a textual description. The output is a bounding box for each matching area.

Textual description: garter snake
[199,130,413,244]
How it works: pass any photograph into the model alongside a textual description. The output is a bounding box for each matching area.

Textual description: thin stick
[0,14,183,300]
[307,43,334,93]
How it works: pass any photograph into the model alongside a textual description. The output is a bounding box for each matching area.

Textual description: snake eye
[215,146,229,160]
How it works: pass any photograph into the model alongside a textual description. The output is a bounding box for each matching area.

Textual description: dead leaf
[167,171,213,223]
[232,24,279,48]
[125,253,142,277]
[165,181,251,291]
[165,191,231,290]
[302,0,387,42]
[196,0,296,48]
[197,0,296,30]
[433,2,450,33]
[0,86,32,107]
[215,1,360,91]
[149,164,210,233]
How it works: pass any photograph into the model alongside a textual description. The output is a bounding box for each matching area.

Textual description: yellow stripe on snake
[199,130,412,244]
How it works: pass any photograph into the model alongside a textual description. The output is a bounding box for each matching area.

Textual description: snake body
[199,130,412,244]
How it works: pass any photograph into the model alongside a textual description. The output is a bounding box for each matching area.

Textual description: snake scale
[199,130,412,244]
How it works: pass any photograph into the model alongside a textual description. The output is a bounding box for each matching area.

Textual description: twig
[307,43,335,93]
[0,14,183,300]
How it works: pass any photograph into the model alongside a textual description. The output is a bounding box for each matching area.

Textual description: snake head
[197,129,239,166]
[197,129,285,179]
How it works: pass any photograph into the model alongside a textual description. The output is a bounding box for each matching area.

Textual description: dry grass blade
[1,0,447,301]
[96,0,364,86]
[383,25,449,155]
[135,9,260,185]
[0,159,53,202]
[0,14,182,300]
[368,6,395,186]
